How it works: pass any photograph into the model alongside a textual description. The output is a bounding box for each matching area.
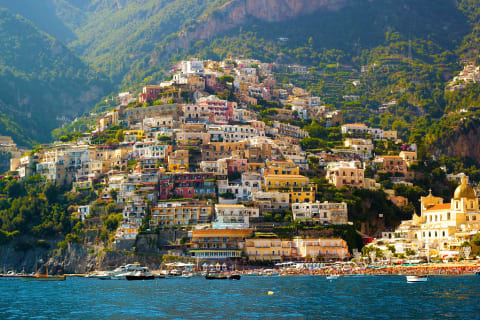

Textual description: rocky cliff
[165,0,348,51]
[428,117,480,163]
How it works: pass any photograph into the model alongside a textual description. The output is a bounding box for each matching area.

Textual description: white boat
[126,267,155,281]
[181,270,193,278]
[406,275,428,283]
[326,275,339,280]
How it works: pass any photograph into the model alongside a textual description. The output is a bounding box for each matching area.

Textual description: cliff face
[245,0,347,22]
[168,0,348,51]
[429,119,480,162]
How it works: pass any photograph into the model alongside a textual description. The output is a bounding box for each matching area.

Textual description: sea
[0,275,479,319]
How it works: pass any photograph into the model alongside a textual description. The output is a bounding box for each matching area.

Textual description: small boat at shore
[205,273,241,280]
[406,275,428,283]
[326,275,339,280]
[125,267,155,281]
[21,274,66,281]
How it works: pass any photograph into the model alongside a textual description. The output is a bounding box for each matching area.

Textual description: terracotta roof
[425,204,451,211]
[343,123,367,127]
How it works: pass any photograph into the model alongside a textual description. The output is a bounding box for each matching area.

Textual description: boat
[168,269,183,277]
[228,274,241,280]
[406,275,428,283]
[125,267,155,281]
[22,274,66,281]
[326,275,339,280]
[180,271,194,278]
[205,273,241,280]
[0,271,23,279]
[110,263,145,280]
[205,273,227,280]
[21,262,66,281]
[86,271,114,280]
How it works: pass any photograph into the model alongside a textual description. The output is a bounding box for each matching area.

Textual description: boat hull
[125,275,155,281]
[21,275,66,281]
[406,276,428,283]
[205,274,241,280]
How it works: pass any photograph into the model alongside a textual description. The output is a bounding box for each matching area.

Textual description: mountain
[2,0,480,153]
[0,8,109,146]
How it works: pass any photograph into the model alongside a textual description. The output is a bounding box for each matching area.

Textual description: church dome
[453,176,476,200]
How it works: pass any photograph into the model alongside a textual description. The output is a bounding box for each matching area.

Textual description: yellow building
[201,141,246,161]
[264,159,300,175]
[293,237,350,260]
[168,150,189,172]
[290,186,316,204]
[124,130,145,143]
[190,229,252,260]
[263,174,309,191]
[244,236,295,261]
[263,174,316,205]
[151,201,213,226]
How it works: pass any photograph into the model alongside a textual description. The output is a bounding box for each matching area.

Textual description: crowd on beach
[235,263,480,276]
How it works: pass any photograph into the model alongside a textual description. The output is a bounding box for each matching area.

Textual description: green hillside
[0,9,109,146]
[2,0,480,152]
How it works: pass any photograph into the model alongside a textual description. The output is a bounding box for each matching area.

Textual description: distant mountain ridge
[1,0,480,156]
[0,8,109,146]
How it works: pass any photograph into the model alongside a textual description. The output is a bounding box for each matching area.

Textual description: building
[263,159,300,175]
[77,205,90,222]
[252,191,290,213]
[272,121,309,139]
[189,229,252,260]
[293,238,349,260]
[244,236,295,262]
[168,150,189,172]
[376,155,408,176]
[263,174,310,191]
[326,161,365,189]
[151,201,213,226]
[213,204,260,229]
[391,176,480,253]
[341,124,397,140]
[344,138,374,161]
[292,201,348,224]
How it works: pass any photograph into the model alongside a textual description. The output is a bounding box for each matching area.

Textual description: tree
[109,189,118,201]
[472,233,480,247]
[115,130,124,142]
[6,181,26,199]
[308,156,319,169]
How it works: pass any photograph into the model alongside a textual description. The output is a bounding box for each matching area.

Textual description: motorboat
[180,271,194,278]
[205,272,241,280]
[326,275,339,280]
[125,267,155,281]
[406,275,428,283]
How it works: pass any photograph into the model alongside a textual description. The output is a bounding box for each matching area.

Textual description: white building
[181,59,204,74]
[292,201,348,224]
[213,204,260,229]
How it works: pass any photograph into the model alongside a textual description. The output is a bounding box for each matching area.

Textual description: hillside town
[6,58,480,265]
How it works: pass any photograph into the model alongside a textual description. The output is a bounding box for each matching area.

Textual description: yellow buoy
[268,291,274,295]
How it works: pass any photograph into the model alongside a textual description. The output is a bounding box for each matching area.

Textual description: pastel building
[292,201,348,224]
[326,161,365,189]
[189,229,252,260]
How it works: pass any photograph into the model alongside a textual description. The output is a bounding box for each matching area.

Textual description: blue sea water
[0,275,479,320]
